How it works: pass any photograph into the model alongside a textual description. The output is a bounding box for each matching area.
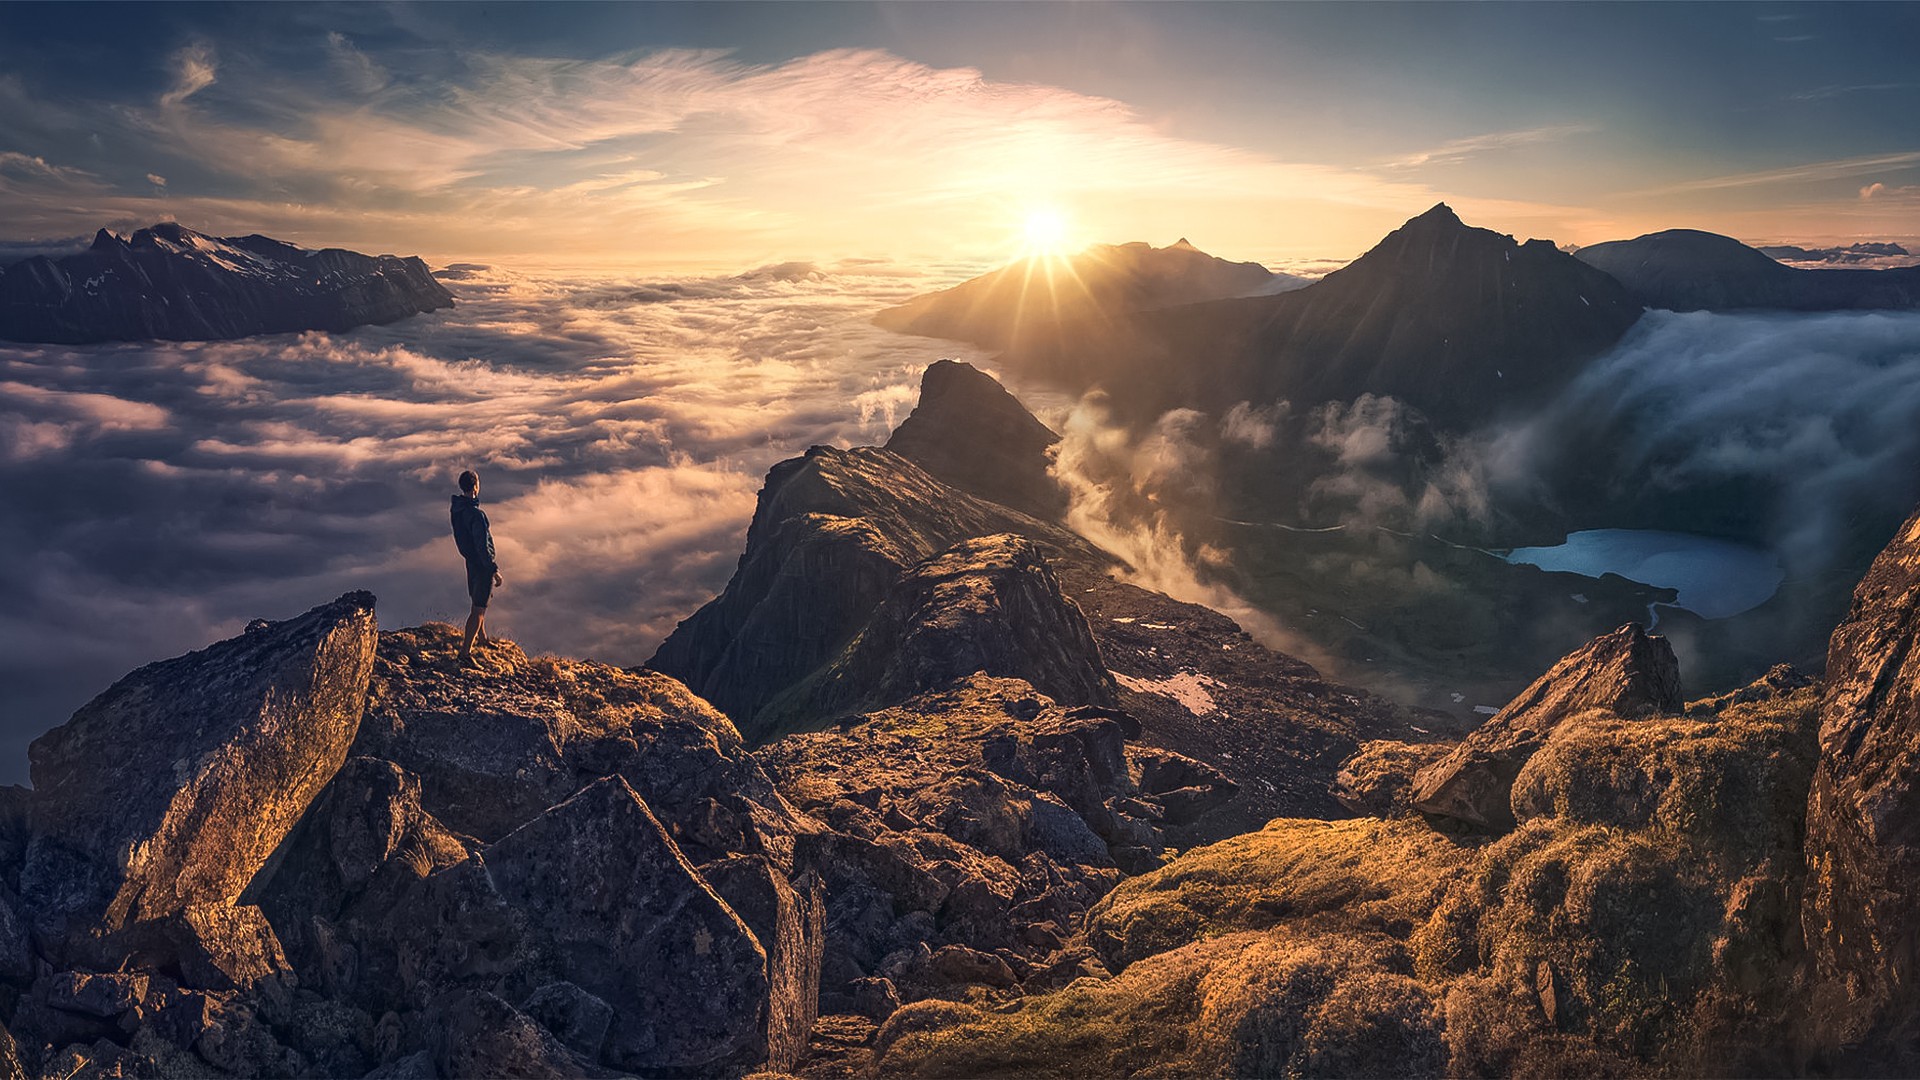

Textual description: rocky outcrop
[1575,229,1920,312]
[757,534,1115,729]
[1332,740,1455,818]
[352,626,808,863]
[0,224,454,343]
[882,359,1069,520]
[386,776,779,1074]
[22,592,377,962]
[647,444,1103,740]
[758,674,1235,1013]
[1409,624,1681,832]
[1802,508,1920,1058]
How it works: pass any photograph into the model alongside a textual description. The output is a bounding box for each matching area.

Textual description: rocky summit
[0,223,454,344]
[9,360,1920,1078]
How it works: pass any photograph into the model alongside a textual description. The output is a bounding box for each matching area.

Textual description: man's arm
[474,512,498,574]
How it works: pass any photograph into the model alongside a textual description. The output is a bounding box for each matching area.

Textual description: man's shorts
[466,563,495,609]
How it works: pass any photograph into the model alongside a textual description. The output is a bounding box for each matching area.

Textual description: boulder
[21,592,378,961]
[388,776,776,1074]
[1803,508,1920,1055]
[430,989,592,1079]
[1332,740,1454,818]
[1409,624,1680,831]
[698,855,826,1070]
[250,756,472,1005]
[354,625,808,865]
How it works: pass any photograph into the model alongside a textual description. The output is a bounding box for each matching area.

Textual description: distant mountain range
[873,239,1300,356]
[879,206,1920,431]
[1576,229,1920,312]
[0,223,454,344]
[1758,241,1915,267]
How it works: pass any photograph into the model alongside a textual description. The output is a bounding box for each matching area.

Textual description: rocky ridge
[9,358,1920,1077]
[0,223,454,344]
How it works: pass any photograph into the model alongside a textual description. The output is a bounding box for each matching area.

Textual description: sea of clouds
[0,261,991,782]
[7,263,1920,785]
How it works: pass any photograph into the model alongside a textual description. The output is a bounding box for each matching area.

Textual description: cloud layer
[0,262,987,782]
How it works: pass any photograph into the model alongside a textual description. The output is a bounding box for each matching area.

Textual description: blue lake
[1505,529,1785,620]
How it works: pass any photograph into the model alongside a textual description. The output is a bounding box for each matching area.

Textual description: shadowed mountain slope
[1576,229,1920,312]
[883,359,1069,521]
[873,239,1289,356]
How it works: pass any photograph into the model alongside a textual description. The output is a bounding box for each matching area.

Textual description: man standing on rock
[451,469,502,667]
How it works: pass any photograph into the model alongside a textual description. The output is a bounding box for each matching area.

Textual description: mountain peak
[1413,202,1463,226]
[1171,237,1198,251]
[883,360,1067,520]
[89,228,126,251]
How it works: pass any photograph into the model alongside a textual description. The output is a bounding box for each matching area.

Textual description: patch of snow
[1111,669,1223,717]
[1110,616,1136,624]
[1450,693,1465,703]
[1570,593,1589,604]
[1140,622,1176,630]
[1473,705,1500,715]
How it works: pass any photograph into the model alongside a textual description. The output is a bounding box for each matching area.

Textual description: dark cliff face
[646,444,1105,740]
[1575,229,1920,312]
[1802,508,1920,1060]
[0,223,455,344]
[883,359,1070,521]
[964,204,1643,431]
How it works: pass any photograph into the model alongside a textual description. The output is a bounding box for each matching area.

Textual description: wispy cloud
[159,42,217,108]
[1789,82,1917,102]
[1628,150,1920,195]
[0,262,993,779]
[0,43,1584,264]
[1380,124,1594,170]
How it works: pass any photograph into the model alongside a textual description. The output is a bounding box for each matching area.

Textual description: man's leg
[460,605,486,663]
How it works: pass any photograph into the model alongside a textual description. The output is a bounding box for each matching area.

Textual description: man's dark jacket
[450,494,496,573]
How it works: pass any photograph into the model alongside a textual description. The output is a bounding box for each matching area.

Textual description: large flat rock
[22,592,378,955]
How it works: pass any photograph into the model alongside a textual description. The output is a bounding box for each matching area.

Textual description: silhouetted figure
[450,469,502,667]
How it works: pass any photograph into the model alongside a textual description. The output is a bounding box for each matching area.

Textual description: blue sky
[1,2,1916,265]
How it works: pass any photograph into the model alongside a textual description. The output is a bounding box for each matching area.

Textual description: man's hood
[451,493,481,511]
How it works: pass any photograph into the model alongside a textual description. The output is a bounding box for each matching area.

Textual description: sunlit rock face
[1803,507,1920,1062]
[21,592,378,962]
[1576,228,1920,312]
[0,223,453,343]
[1409,623,1682,832]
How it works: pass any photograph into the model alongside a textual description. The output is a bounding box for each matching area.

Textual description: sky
[2,1,1918,268]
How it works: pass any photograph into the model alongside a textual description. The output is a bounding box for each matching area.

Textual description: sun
[1018,206,1075,258]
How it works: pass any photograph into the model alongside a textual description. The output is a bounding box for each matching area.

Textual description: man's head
[458,470,479,496]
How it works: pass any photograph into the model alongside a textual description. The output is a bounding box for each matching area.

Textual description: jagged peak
[90,228,127,251]
[1171,237,1198,251]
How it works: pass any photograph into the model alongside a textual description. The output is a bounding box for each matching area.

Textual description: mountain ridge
[0,222,454,344]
